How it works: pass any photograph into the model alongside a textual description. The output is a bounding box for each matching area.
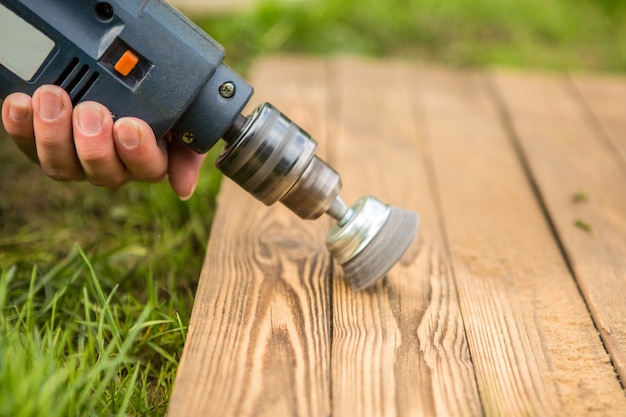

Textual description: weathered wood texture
[330,58,481,417]
[168,57,626,416]
[167,58,332,417]
[493,71,626,385]
[421,67,625,416]
[573,74,626,162]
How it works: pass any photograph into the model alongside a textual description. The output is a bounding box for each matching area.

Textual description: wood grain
[417,66,626,415]
[330,57,482,417]
[167,57,332,417]
[168,56,626,416]
[572,73,626,163]
[493,70,626,386]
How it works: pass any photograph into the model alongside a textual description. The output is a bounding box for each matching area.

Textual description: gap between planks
[490,69,626,386]
[415,64,625,415]
[168,56,626,417]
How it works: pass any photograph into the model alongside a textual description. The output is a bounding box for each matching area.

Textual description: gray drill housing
[0,0,253,153]
[0,0,420,290]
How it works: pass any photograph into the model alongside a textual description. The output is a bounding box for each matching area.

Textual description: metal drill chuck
[218,103,419,290]
[218,103,340,220]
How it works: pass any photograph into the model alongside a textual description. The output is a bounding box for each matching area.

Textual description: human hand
[1,85,205,200]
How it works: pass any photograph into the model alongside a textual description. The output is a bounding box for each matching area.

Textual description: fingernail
[76,104,105,136]
[115,119,141,149]
[38,88,65,121]
[179,182,197,202]
[8,97,30,122]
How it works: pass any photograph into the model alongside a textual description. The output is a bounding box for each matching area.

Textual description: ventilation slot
[54,58,80,87]
[73,72,100,104]
[65,64,89,96]
[53,58,100,104]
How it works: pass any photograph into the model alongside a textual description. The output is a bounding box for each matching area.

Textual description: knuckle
[124,159,167,183]
[34,133,62,149]
[43,167,83,182]
[46,170,68,182]
[4,125,29,141]
[88,173,127,188]
[80,149,111,166]
[141,167,167,183]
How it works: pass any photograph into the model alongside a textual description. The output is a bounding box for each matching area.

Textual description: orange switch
[114,50,139,77]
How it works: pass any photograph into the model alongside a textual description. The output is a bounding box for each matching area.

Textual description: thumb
[167,137,207,200]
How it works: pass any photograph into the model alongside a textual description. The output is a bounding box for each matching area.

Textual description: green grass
[3,0,626,415]
[0,258,168,416]
[0,139,221,415]
[202,0,626,73]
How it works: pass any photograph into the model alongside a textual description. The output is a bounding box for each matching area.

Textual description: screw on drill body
[219,82,236,99]
[182,132,196,144]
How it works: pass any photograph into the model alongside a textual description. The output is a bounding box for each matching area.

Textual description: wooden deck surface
[167,56,626,416]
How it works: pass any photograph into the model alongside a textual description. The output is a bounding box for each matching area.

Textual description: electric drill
[0,0,418,289]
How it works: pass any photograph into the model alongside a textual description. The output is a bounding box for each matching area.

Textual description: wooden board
[168,57,626,416]
[330,57,481,417]
[572,73,626,163]
[492,70,626,386]
[420,66,626,415]
[167,57,332,417]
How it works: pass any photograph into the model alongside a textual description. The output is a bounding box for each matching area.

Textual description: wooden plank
[417,66,626,415]
[169,57,626,416]
[330,57,482,417]
[167,57,332,417]
[492,70,626,386]
[572,74,626,163]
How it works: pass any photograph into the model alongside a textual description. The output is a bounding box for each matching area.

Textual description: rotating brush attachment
[218,103,419,290]
[325,196,419,290]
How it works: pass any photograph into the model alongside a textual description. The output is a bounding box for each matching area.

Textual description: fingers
[2,92,37,162]
[5,86,167,187]
[113,117,168,183]
[73,102,129,187]
[167,137,206,200]
[73,106,170,188]
[3,85,203,199]
[32,86,85,181]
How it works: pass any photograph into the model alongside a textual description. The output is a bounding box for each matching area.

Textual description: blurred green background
[203,0,626,73]
[1,0,626,415]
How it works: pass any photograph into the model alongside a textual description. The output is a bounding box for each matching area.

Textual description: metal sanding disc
[342,207,418,290]
[326,197,419,290]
